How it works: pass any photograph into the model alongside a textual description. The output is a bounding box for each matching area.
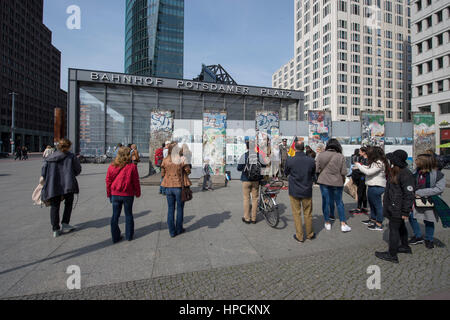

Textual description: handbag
[414,196,434,209]
[180,165,193,202]
[32,176,45,206]
[344,177,358,200]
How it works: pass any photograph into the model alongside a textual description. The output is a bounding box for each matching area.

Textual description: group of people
[39,137,446,264]
[278,138,445,263]
[14,146,29,161]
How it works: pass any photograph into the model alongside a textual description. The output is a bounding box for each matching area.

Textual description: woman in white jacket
[354,146,388,231]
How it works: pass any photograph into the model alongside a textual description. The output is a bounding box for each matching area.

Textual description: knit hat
[386,150,408,169]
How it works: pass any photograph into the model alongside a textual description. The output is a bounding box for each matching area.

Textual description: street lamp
[9,92,18,155]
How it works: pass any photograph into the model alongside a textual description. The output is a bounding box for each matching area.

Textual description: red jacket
[106,163,141,198]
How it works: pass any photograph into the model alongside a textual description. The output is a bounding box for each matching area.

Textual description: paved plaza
[0,156,449,300]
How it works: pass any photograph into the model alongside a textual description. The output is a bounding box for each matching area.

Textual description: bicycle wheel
[261,194,279,228]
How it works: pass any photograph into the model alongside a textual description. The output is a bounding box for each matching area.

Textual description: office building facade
[411,0,450,152]
[0,0,67,152]
[125,0,184,79]
[273,0,412,122]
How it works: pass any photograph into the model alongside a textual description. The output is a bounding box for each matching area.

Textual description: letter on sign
[66,265,81,290]
[66,5,81,30]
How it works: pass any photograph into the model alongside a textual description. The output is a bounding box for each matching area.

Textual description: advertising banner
[308,111,331,153]
[361,112,385,148]
[150,110,174,172]
[413,112,436,159]
[203,111,227,175]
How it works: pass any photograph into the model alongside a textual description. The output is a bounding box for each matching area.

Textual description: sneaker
[361,219,373,225]
[61,223,76,233]
[324,223,331,231]
[368,224,383,231]
[375,251,399,264]
[53,230,61,238]
[341,224,352,233]
[349,208,361,214]
[397,246,412,254]
[329,216,336,221]
[361,208,369,214]
[409,236,424,245]
[425,240,434,249]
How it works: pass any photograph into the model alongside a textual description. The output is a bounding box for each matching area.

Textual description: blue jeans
[320,185,346,223]
[166,188,185,237]
[367,186,385,224]
[111,196,134,243]
[320,187,335,218]
[409,213,435,241]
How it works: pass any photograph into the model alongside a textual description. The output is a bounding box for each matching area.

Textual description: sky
[43,0,294,91]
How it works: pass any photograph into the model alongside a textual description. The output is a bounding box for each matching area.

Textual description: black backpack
[244,153,262,181]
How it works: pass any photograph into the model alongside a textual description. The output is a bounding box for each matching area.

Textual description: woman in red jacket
[106,147,141,243]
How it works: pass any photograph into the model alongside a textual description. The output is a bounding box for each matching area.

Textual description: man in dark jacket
[41,139,82,237]
[375,150,415,263]
[285,142,316,242]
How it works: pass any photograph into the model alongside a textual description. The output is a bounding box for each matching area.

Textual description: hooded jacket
[383,167,416,220]
[41,151,82,201]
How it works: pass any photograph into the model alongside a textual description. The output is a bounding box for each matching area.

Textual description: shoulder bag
[180,164,193,202]
[414,196,434,209]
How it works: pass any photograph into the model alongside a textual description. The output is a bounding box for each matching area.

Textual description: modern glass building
[125,0,184,79]
[67,69,304,158]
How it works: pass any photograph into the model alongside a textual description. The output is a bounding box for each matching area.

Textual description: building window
[427,83,433,94]
[437,80,444,92]
[437,33,444,46]
[440,103,450,115]
[437,57,444,69]
[436,10,443,23]
[338,1,347,12]
[426,16,432,28]
[419,105,431,113]
[339,107,347,115]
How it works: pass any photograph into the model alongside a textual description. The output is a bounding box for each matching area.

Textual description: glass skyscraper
[125,0,184,79]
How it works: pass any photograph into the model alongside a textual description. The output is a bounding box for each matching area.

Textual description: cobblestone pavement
[6,231,449,300]
[1,160,449,300]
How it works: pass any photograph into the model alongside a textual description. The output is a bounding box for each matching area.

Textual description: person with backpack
[41,139,81,238]
[316,139,352,233]
[375,150,416,263]
[106,146,141,244]
[408,153,446,249]
[354,147,388,231]
[285,142,316,242]
[238,140,265,224]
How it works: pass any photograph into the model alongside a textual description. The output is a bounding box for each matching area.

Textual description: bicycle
[258,179,284,228]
